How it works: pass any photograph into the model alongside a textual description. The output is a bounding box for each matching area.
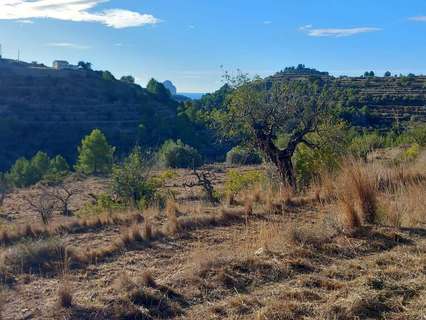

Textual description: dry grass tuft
[57,281,73,308]
[338,196,361,230]
[244,198,253,216]
[142,221,153,240]
[341,162,378,224]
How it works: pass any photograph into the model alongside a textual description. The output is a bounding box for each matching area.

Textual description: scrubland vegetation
[0,70,425,319]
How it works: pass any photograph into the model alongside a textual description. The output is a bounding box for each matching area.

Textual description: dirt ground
[0,164,425,320]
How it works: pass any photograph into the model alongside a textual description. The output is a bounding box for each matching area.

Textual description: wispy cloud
[263,20,272,25]
[409,16,426,22]
[300,25,381,37]
[0,0,160,29]
[47,42,90,50]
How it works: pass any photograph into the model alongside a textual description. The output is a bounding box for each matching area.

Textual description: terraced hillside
[0,59,179,170]
[270,73,426,127]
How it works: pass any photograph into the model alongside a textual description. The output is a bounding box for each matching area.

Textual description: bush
[6,152,69,188]
[348,133,384,160]
[158,140,202,169]
[395,124,426,146]
[224,169,266,198]
[294,122,348,187]
[111,147,158,208]
[401,143,421,162]
[226,146,262,165]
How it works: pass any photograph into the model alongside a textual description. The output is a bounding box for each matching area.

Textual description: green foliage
[48,155,69,174]
[158,140,202,169]
[384,71,392,77]
[6,152,70,188]
[75,129,115,175]
[77,193,125,217]
[146,78,171,100]
[7,157,38,187]
[102,71,115,81]
[401,143,421,162]
[294,122,349,186]
[224,169,266,197]
[364,71,375,77]
[394,124,426,146]
[31,151,50,180]
[111,147,158,208]
[78,61,92,70]
[226,146,262,165]
[348,132,385,159]
[120,75,135,84]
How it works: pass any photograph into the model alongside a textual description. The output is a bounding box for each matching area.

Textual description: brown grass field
[0,152,425,320]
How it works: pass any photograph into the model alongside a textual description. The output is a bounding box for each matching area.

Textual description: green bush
[395,124,426,146]
[224,169,266,197]
[158,140,202,169]
[348,133,384,160]
[111,147,159,209]
[226,146,262,165]
[294,123,349,187]
[401,143,421,162]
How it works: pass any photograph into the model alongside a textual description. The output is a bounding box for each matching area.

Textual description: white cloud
[47,42,90,49]
[0,0,160,28]
[263,20,272,25]
[409,16,426,22]
[300,25,381,37]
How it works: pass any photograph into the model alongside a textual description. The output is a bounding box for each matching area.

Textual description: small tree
[24,190,57,225]
[120,75,135,84]
[384,71,392,77]
[7,157,37,187]
[48,182,79,216]
[183,169,219,205]
[111,147,156,207]
[75,129,115,175]
[31,151,50,181]
[214,75,335,189]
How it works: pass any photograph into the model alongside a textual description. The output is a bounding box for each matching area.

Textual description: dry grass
[337,196,361,231]
[57,281,73,308]
[0,211,144,246]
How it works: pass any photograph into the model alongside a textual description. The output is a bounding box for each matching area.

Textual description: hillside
[0,59,179,170]
[270,72,426,127]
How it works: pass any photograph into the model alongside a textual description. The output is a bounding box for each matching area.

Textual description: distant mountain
[178,92,205,100]
[162,80,177,96]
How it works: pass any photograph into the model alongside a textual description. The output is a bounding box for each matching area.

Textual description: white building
[52,60,79,70]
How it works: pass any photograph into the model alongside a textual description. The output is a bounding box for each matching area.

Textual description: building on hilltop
[52,60,79,70]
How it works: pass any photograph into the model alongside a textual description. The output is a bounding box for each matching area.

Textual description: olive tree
[214,75,335,189]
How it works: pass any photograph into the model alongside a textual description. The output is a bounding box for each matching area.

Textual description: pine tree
[75,129,115,175]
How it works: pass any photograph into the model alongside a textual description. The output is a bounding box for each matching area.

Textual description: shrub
[111,147,158,208]
[402,143,420,162]
[226,146,262,165]
[158,140,202,169]
[75,129,115,175]
[224,169,266,198]
[294,123,348,187]
[348,133,384,160]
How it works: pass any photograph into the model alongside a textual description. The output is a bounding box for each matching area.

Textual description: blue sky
[0,0,425,93]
